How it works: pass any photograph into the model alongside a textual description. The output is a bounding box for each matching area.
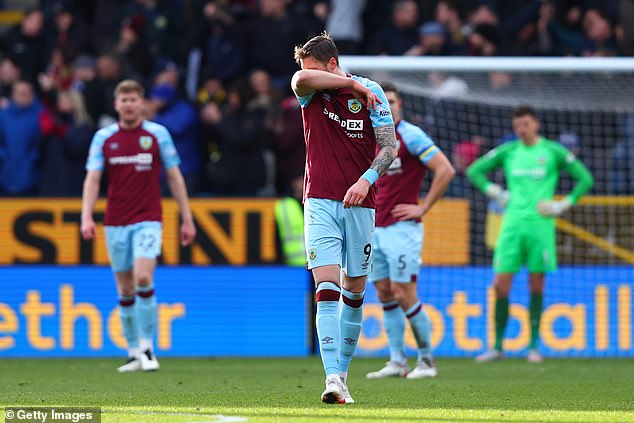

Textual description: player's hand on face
[352,82,381,111]
[343,179,371,208]
[80,218,97,240]
[180,219,196,246]
[391,203,425,220]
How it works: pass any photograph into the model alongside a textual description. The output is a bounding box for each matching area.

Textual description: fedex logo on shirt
[322,109,364,130]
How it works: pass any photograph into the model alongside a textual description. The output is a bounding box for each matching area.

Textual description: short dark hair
[294,31,339,66]
[380,81,399,97]
[512,105,537,119]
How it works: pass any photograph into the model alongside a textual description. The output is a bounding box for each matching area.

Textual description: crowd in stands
[0,0,631,197]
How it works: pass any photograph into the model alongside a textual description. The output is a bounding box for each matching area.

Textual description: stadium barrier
[0,198,469,265]
[0,266,311,357]
[0,266,630,358]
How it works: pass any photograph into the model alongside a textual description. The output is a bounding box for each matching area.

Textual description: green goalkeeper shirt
[466,137,594,220]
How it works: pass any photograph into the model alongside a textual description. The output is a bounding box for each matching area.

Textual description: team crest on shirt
[537,155,546,165]
[139,136,153,150]
[348,99,362,113]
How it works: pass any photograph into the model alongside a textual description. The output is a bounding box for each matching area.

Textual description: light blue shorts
[104,221,163,272]
[304,198,375,277]
[370,220,423,283]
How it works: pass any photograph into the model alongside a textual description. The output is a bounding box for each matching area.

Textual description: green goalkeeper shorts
[493,217,557,274]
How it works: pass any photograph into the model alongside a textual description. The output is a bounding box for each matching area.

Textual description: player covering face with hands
[81,80,196,373]
[292,32,398,404]
[467,106,593,363]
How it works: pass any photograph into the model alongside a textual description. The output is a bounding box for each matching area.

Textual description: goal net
[343,56,634,358]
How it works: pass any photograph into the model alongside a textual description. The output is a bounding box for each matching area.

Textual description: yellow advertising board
[0,198,470,265]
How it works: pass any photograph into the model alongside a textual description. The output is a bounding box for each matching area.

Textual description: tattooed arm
[342,124,398,208]
[370,124,399,176]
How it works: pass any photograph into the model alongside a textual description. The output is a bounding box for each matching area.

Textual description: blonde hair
[59,89,91,125]
[114,79,145,98]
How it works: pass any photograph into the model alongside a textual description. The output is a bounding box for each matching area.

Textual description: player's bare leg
[527,273,545,363]
[337,272,366,403]
[134,257,159,371]
[115,271,141,372]
[366,278,409,379]
[391,282,437,379]
[476,273,514,363]
[313,264,344,404]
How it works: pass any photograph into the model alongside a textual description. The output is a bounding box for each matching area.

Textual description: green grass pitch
[1,357,633,422]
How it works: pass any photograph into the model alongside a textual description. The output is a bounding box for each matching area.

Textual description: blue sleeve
[85,130,107,171]
[352,76,393,128]
[399,121,439,165]
[155,125,181,169]
[295,91,315,108]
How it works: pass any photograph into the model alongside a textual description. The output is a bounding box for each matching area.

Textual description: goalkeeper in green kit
[467,106,593,363]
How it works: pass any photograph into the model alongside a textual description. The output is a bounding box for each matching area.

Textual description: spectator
[469,3,500,28]
[2,8,47,83]
[581,8,619,56]
[123,0,185,61]
[405,21,452,56]
[39,45,77,95]
[38,89,94,196]
[115,15,156,80]
[367,0,420,55]
[539,7,619,56]
[95,52,125,126]
[146,81,201,195]
[248,68,281,121]
[436,0,468,52]
[0,81,43,195]
[71,55,103,122]
[241,0,311,90]
[270,95,305,195]
[46,0,92,60]
[197,74,227,107]
[92,0,128,54]
[325,0,366,54]
[494,0,541,53]
[202,81,268,196]
[469,24,501,56]
[0,57,21,108]
[187,1,243,87]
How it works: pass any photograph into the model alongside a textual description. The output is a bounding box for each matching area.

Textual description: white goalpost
[344,56,634,358]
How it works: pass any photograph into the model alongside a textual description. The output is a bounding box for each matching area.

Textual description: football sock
[118,295,139,353]
[382,300,407,364]
[529,293,543,350]
[136,285,157,347]
[406,301,432,361]
[316,282,341,376]
[494,297,509,351]
[338,289,365,374]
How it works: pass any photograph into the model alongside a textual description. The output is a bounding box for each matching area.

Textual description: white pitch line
[102,409,248,422]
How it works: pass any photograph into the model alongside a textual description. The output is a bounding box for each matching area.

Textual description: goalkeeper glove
[536,198,572,217]
[485,184,509,209]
